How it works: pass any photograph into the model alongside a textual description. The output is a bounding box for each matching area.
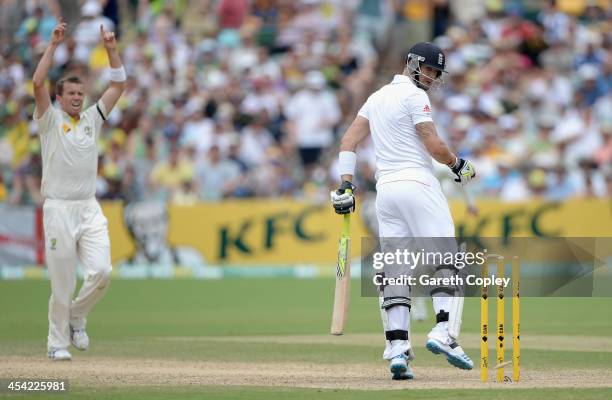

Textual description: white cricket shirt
[358,74,435,185]
[34,102,106,200]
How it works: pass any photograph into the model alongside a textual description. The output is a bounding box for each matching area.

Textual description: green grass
[1,279,612,399]
[5,279,612,339]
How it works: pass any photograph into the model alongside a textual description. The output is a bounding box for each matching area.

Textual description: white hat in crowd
[82,1,102,17]
[305,70,326,90]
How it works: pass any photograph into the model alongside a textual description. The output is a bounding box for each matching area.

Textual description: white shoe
[426,338,473,370]
[70,326,89,351]
[426,323,473,370]
[389,353,414,380]
[48,348,72,361]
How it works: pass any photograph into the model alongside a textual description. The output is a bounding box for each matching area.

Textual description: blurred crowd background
[0,0,610,206]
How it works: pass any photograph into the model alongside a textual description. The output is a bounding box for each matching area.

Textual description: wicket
[480,255,520,382]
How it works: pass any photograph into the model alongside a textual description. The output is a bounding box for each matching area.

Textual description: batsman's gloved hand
[451,158,476,185]
[330,181,356,214]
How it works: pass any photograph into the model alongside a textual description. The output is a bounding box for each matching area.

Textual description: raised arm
[99,25,125,114]
[416,121,476,185]
[33,22,65,118]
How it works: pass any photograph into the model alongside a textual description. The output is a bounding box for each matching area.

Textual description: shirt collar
[61,109,82,122]
[390,74,414,85]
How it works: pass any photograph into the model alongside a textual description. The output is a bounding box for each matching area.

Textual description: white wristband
[338,151,357,176]
[109,66,126,82]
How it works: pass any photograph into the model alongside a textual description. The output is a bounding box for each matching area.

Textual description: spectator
[150,145,194,200]
[251,147,298,197]
[594,123,612,166]
[194,145,241,200]
[239,115,275,167]
[14,5,58,61]
[181,103,215,156]
[546,166,577,200]
[121,164,143,203]
[7,145,42,206]
[217,0,249,48]
[73,1,115,64]
[576,64,607,107]
[172,178,199,205]
[284,70,340,171]
[538,0,573,45]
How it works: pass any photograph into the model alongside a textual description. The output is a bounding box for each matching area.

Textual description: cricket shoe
[389,353,414,380]
[426,338,473,370]
[48,348,72,361]
[70,326,89,351]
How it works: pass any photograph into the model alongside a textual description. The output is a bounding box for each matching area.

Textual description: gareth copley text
[373,274,511,288]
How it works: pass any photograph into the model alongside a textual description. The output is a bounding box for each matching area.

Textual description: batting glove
[330,181,356,214]
[451,158,476,185]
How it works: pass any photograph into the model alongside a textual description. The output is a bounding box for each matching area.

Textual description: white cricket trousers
[375,174,455,359]
[375,174,454,238]
[43,198,112,350]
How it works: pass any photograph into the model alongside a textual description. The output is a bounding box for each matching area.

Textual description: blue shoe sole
[426,340,473,370]
[390,363,414,380]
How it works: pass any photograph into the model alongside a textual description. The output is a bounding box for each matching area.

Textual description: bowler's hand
[100,24,117,50]
[51,22,67,46]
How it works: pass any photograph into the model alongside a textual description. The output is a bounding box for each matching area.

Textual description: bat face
[331,214,351,335]
[336,237,350,278]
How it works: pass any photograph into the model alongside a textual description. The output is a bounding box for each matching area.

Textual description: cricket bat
[331,212,351,335]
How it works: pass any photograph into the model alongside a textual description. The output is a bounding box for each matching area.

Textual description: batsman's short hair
[56,75,83,96]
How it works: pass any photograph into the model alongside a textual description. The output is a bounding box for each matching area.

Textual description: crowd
[0,0,610,206]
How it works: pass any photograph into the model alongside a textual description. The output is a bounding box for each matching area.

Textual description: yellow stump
[512,257,521,382]
[480,263,489,382]
[496,256,505,383]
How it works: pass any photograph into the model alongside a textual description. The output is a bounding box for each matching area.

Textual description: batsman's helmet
[406,42,447,91]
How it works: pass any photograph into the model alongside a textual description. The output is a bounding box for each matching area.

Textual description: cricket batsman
[330,42,476,379]
[32,22,125,360]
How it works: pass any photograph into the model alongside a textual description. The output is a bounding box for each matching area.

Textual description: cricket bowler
[32,22,125,360]
[330,42,476,379]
